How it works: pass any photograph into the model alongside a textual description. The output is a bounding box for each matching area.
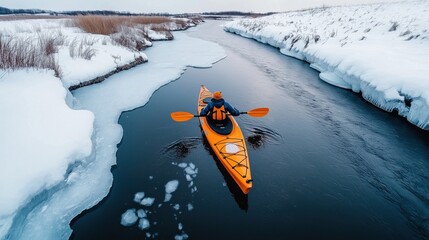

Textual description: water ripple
[245,125,283,149]
[161,137,202,159]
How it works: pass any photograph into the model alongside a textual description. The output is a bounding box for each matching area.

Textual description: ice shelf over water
[224,0,429,129]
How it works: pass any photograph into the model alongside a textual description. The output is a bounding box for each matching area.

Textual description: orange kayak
[198,85,252,194]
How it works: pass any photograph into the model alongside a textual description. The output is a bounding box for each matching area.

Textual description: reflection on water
[162,137,202,159]
[245,125,283,149]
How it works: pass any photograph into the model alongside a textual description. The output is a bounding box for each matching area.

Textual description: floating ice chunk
[184,167,196,175]
[189,163,195,170]
[134,192,145,203]
[188,181,194,188]
[175,233,189,240]
[165,180,179,193]
[120,209,138,226]
[158,203,163,208]
[146,232,151,238]
[137,209,147,218]
[164,193,172,202]
[178,223,183,230]
[173,204,180,210]
[138,218,150,230]
[140,197,155,206]
[187,204,194,211]
[191,186,197,193]
[149,176,153,180]
[178,163,187,168]
[172,162,178,165]
[186,174,192,181]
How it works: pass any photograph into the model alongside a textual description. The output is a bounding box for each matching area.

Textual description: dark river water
[71,21,429,239]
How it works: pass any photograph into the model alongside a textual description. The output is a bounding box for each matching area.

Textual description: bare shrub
[111,26,149,51]
[69,37,97,60]
[314,34,320,43]
[173,19,188,29]
[0,34,60,76]
[304,36,310,48]
[37,32,64,56]
[82,47,96,60]
[389,21,399,31]
[399,30,411,36]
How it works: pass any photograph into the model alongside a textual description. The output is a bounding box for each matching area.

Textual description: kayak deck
[198,85,252,194]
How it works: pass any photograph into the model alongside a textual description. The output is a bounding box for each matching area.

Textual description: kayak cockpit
[205,116,233,135]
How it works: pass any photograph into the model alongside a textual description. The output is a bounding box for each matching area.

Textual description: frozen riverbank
[224,0,429,129]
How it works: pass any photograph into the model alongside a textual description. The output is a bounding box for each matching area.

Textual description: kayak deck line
[214,137,249,178]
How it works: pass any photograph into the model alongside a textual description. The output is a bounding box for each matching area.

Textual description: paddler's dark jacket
[200,98,240,117]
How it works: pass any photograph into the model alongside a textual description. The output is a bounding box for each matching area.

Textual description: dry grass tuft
[0,33,61,76]
[69,37,97,60]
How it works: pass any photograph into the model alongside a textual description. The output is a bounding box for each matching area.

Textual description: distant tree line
[0,6,274,17]
[201,11,277,16]
[0,7,48,15]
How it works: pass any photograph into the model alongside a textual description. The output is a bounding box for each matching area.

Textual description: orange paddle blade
[171,112,197,122]
[246,108,269,117]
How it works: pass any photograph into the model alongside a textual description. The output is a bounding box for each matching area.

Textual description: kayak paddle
[171,108,269,122]
[240,107,269,118]
[170,112,199,122]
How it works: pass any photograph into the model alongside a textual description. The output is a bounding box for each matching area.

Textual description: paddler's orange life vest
[212,105,227,121]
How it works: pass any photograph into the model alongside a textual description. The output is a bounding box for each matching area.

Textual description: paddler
[200,91,240,120]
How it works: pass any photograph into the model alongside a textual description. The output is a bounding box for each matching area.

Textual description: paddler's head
[213,91,222,100]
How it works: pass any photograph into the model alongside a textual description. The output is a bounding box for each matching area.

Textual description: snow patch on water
[187,204,194,211]
[175,233,189,240]
[138,218,150,230]
[165,180,179,194]
[140,197,155,207]
[178,163,188,168]
[134,192,145,203]
[137,209,147,218]
[120,209,138,226]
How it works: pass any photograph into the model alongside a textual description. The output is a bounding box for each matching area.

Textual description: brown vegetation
[0,34,61,76]
[73,15,174,35]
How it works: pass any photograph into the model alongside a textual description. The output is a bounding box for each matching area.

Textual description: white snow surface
[0,69,93,238]
[224,0,429,129]
[1,28,225,239]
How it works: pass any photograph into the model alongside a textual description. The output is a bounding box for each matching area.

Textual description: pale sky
[2,0,398,13]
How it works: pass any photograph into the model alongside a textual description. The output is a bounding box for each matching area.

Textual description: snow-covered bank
[0,69,94,238]
[1,29,225,239]
[0,18,149,88]
[224,0,429,129]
